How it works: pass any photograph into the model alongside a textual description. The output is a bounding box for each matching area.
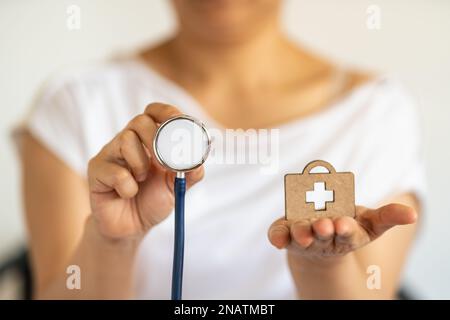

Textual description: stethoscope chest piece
[153,115,211,174]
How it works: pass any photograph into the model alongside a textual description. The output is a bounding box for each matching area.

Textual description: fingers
[270,216,367,254]
[144,103,183,124]
[291,220,314,249]
[140,103,184,170]
[88,159,138,199]
[334,216,359,241]
[90,127,151,198]
[308,219,335,253]
[268,218,291,249]
[117,130,150,182]
[270,204,418,257]
[270,218,335,251]
[89,103,186,199]
[356,204,417,240]
[311,219,334,241]
[125,114,158,154]
[291,219,337,256]
[124,103,183,159]
[334,216,370,249]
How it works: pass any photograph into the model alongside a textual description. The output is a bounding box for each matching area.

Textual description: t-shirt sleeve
[356,78,427,208]
[25,74,88,176]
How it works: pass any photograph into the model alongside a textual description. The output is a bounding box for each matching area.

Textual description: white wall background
[1,0,449,298]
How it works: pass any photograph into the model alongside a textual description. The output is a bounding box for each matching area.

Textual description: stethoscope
[153,115,212,300]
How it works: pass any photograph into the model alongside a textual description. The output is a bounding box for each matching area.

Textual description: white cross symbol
[306,182,334,211]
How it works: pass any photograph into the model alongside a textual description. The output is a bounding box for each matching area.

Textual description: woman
[21,0,424,299]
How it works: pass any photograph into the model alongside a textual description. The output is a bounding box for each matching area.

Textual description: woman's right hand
[87,103,204,240]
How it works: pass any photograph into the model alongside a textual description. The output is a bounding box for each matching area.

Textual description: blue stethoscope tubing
[153,115,211,300]
[172,173,186,300]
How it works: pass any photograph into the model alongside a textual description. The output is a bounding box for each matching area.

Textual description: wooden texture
[285,160,355,221]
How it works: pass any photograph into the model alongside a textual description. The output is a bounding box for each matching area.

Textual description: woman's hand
[268,204,417,261]
[88,103,204,240]
[268,203,418,299]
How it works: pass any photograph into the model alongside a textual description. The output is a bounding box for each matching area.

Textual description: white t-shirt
[26,58,426,299]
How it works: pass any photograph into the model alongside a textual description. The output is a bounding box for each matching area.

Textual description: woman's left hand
[268,203,417,260]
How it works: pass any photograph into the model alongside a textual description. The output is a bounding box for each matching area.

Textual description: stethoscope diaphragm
[153,115,211,174]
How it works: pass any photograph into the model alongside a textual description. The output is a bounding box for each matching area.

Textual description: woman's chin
[173,0,280,44]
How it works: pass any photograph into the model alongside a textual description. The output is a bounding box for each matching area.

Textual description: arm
[269,193,419,299]
[21,132,102,299]
[21,103,203,299]
[22,133,143,299]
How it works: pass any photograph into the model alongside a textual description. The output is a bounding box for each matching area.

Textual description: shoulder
[343,70,419,125]
[30,57,162,130]
[38,58,150,99]
[347,73,422,159]
[328,70,422,153]
[29,60,140,134]
[373,76,419,127]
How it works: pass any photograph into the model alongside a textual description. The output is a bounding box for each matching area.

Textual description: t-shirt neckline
[131,56,384,132]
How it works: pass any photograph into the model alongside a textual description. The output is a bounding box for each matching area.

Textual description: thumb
[356,203,418,240]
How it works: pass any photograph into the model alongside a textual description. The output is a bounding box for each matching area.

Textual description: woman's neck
[156,25,325,92]
[140,25,342,129]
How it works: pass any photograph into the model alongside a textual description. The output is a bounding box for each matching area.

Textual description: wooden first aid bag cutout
[285,160,355,220]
